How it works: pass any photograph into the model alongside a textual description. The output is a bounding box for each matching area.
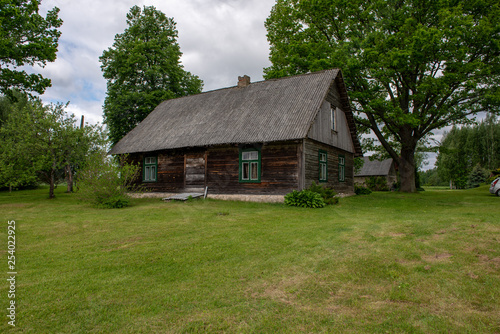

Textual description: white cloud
[35,0,275,125]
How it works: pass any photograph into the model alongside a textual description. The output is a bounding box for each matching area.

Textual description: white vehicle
[490,177,500,196]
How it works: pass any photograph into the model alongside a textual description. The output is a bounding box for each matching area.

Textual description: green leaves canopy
[0,0,62,97]
[100,5,203,144]
[0,97,104,198]
[265,0,500,192]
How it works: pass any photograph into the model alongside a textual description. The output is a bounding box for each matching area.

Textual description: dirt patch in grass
[422,253,453,262]
[476,255,500,270]
[490,257,500,269]
[249,273,397,320]
[0,203,28,208]
[250,275,308,306]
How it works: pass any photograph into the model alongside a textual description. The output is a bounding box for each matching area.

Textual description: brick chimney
[238,75,250,88]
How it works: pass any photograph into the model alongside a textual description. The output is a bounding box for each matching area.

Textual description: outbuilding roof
[110,69,361,155]
[356,157,395,177]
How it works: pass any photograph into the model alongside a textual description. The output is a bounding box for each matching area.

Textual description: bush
[97,195,130,209]
[307,181,338,205]
[366,176,390,191]
[284,190,325,208]
[77,152,142,209]
[355,184,372,195]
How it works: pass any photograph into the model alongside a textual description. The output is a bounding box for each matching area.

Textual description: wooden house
[354,157,398,188]
[109,69,362,195]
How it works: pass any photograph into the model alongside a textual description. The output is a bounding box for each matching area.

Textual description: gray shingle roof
[110,69,360,155]
[355,157,395,177]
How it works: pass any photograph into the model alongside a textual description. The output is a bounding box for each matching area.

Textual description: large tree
[100,5,203,144]
[265,0,500,192]
[0,0,62,98]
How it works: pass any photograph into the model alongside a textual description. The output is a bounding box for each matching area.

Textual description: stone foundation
[129,191,353,203]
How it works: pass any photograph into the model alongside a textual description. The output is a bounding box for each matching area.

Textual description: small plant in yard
[355,184,372,195]
[77,152,142,208]
[307,181,338,205]
[366,176,390,191]
[284,190,325,208]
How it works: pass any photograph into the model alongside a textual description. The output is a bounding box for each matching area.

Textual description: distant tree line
[421,115,500,188]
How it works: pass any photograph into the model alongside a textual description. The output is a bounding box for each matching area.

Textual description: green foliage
[284,190,325,208]
[420,168,448,187]
[467,164,489,188]
[98,196,130,209]
[0,91,29,128]
[100,5,203,144]
[354,157,364,175]
[0,96,104,197]
[77,153,142,209]
[307,181,338,205]
[437,116,500,188]
[264,0,500,192]
[366,176,390,192]
[355,184,372,195]
[0,1,62,97]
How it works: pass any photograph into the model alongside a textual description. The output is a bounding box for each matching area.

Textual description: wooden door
[185,153,205,189]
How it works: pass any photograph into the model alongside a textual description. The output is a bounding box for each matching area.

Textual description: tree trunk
[49,169,56,199]
[399,146,417,193]
[66,164,73,193]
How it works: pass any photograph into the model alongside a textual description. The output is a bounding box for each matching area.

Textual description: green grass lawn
[0,186,499,333]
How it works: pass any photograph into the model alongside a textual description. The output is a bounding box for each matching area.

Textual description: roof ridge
[201,68,340,93]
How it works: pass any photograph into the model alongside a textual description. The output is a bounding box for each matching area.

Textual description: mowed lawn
[0,186,499,333]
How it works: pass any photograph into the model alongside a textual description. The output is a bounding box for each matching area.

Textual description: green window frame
[319,150,328,182]
[239,148,261,183]
[143,156,157,182]
[338,155,345,182]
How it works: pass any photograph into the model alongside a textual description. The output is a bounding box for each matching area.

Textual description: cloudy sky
[37,0,276,125]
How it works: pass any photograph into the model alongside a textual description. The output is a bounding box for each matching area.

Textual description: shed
[355,157,398,188]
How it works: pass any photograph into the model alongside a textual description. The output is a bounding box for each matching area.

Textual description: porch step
[162,187,208,201]
[163,193,204,201]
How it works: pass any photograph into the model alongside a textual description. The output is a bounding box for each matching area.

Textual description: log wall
[130,141,301,195]
[304,138,354,194]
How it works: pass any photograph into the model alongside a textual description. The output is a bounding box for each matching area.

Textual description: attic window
[239,148,261,183]
[331,106,337,131]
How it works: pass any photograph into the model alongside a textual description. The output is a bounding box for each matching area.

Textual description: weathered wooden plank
[186,158,205,167]
[303,139,354,193]
[186,174,205,182]
[129,141,301,195]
